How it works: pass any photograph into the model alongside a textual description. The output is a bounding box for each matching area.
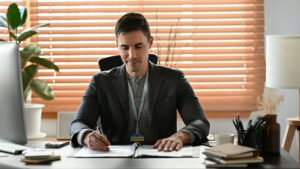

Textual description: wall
[264,0,300,162]
[41,0,300,162]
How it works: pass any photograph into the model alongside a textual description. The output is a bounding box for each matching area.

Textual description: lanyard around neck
[127,73,148,134]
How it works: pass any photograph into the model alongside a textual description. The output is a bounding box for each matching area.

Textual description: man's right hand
[83,131,111,151]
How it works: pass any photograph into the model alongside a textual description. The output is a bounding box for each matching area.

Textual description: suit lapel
[148,62,164,121]
[112,66,129,122]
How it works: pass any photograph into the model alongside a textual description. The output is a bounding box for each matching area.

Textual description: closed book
[21,155,61,164]
[206,156,264,164]
[24,151,54,160]
[205,159,248,168]
[203,143,259,160]
[21,149,61,164]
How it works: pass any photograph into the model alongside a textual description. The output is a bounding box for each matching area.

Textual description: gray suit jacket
[70,62,210,147]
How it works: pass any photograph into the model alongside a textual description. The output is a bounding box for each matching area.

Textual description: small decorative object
[257,87,284,155]
[263,114,280,155]
[256,87,284,115]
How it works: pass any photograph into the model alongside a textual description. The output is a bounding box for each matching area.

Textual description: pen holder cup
[237,130,263,153]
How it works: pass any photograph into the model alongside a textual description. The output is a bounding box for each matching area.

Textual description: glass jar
[262,114,280,155]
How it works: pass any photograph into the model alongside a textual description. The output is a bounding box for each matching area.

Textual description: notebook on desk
[73,143,197,158]
[0,152,8,157]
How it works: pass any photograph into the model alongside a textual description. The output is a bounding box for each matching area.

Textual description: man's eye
[121,47,129,50]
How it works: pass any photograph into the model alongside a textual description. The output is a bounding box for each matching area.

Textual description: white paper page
[137,145,194,157]
[73,145,135,158]
[0,152,8,157]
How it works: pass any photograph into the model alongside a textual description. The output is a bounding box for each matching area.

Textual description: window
[1,0,265,117]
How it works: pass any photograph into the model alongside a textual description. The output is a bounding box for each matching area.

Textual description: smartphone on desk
[45,141,69,149]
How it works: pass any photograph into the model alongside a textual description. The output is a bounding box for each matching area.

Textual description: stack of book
[21,150,60,164]
[203,143,263,167]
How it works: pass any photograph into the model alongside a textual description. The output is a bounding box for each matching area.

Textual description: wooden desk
[0,141,299,169]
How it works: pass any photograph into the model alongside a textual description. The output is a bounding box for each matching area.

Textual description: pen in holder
[233,116,266,153]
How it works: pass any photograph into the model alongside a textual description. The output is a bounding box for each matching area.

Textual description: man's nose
[129,48,136,59]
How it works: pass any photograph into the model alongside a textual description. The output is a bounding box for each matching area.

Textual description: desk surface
[0,141,299,169]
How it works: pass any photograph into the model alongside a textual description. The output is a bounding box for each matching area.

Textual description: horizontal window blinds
[1,0,265,114]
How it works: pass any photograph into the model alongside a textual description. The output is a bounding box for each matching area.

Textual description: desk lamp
[266,35,300,162]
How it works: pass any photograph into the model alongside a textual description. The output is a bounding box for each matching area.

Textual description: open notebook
[73,143,196,158]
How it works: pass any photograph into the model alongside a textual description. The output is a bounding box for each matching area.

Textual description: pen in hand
[97,126,104,135]
[95,126,111,151]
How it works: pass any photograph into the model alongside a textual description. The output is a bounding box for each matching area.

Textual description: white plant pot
[24,103,47,139]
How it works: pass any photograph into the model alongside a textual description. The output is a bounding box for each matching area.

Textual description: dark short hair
[115,13,151,39]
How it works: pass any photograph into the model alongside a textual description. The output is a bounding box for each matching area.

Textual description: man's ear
[115,39,119,47]
[148,36,153,49]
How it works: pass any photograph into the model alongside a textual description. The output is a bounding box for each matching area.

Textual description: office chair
[98,54,158,71]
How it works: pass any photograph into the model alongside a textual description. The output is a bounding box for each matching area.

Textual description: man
[70,13,210,152]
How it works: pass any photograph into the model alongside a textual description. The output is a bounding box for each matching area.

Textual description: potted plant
[0,3,59,138]
[256,87,284,155]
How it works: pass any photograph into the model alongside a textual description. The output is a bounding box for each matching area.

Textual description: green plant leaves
[21,44,42,69]
[9,31,17,40]
[19,7,27,26]
[23,44,42,55]
[31,23,50,29]
[20,51,33,69]
[31,79,55,100]
[30,57,59,72]
[22,64,38,94]
[4,2,57,102]
[17,23,49,43]
[6,3,20,29]
[18,30,37,42]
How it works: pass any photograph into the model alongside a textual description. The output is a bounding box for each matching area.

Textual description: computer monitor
[0,42,27,145]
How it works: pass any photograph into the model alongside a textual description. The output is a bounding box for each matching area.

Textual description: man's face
[117,30,153,75]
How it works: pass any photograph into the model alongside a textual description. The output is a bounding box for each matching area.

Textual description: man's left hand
[153,131,189,152]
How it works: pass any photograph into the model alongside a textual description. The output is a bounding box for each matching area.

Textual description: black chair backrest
[98,54,158,71]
